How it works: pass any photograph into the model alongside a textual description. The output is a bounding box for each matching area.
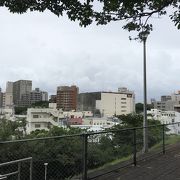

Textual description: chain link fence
[1,123,180,180]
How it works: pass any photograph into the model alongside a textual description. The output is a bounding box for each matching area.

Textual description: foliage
[31,101,49,108]
[1,0,180,36]
[0,115,165,179]
[0,118,20,141]
[136,103,154,114]
[14,106,28,115]
[113,113,163,148]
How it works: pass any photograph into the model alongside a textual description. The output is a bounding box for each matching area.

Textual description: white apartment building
[147,109,180,134]
[96,91,135,117]
[26,108,64,134]
[26,105,94,134]
[71,117,120,131]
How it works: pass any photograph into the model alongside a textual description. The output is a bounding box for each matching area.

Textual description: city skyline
[0,8,180,102]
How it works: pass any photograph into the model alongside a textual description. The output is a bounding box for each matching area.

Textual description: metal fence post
[133,128,137,166]
[162,124,165,154]
[82,133,88,180]
[18,162,21,180]
[44,163,48,180]
[30,158,33,180]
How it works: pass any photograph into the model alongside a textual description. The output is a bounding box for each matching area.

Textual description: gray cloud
[0,8,180,102]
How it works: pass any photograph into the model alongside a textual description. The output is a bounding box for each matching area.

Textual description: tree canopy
[1,0,180,36]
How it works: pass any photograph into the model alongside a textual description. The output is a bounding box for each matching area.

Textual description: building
[29,88,48,104]
[13,80,32,106]
[153,91,180,112]
[0,88,3,108]
[26,108,63,134]
[96,92,135,117]
[78,88,135,117]
[5,82,13,108]
[78,92,101,113]
[56,85,79,111]
[147,109,180,134]
[41,91,48,101]
[1,80,48,108]
[49,95,57,103]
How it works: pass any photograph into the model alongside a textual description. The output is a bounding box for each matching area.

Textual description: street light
[141,31,149,153]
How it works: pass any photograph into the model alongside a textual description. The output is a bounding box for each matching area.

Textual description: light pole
[141,31,149,153]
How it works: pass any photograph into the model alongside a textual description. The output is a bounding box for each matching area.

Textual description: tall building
[41,91,48,101]
[19,88,49,106]
[78,92,101,113]
[96,92,135,117]
[78,88,135,117]
[153,91,180,112]
[5,81,13,108]
[13,80,32,106]
[56,85,79,111]
[30,88,48,104]
[0,88,3,108]
[49,95,57,103]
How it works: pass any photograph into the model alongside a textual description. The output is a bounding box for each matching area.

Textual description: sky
[0,7,180,102]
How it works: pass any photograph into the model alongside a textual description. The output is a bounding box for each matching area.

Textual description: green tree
[31,101,49,108]
[112,114,163,149]
[136,103,154,114]
[0,118,21,141]
[14,106,28,115]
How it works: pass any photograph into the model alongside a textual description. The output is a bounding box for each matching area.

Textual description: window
[121,110,126,112]
[121,106,126,108]
[35,124,41,128]
[33,115,39,118]
[121,98,126,100]
[121,102,126,104]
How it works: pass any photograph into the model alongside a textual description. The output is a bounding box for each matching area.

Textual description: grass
[88,155,132,173]
[150,134,180,151]
[88,134,180,174]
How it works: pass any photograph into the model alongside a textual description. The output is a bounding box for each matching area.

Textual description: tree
[14,106,28,115]
[112,114,163,149]
[31,101,49,108]
[1,1,180,36]
[136,103,154,114]
[0,118,21,141]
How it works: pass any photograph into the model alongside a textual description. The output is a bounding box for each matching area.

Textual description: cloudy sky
[0,7,180,102]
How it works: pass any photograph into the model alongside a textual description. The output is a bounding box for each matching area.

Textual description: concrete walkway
[89,144,180,180]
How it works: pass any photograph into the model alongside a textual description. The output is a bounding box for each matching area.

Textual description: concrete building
[2,93,5,108]
[78,88,135,117]
[13,80,32,106]
[147,109,180,134]
[41,91,48,101]
[29,88,48,104]
[56,85,79,111]
[26,103,94,133]
[49,95,57,103]
[96,92,135,117]
[26,108,63,134]
[5,82,13,108]
[78,92,101,113]
[153,91,180,112]
[0,88,3,108]
[14,87,48,107]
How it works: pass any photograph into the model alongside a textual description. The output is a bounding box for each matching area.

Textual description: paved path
[89,144,180,180]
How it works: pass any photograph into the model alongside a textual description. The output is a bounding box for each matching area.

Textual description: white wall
[96,92,135,117]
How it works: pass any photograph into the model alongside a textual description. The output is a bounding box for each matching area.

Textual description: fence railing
[0,122,180,180]
[0,157,32,180]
